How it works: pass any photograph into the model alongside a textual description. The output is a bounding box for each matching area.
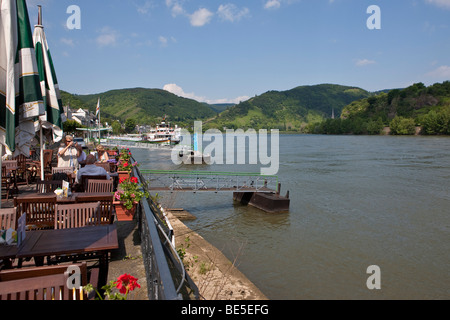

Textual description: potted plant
[84,273,141,300]
[113,177,149,221]
[116,149,137,179]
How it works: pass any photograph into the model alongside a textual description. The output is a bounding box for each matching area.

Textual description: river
[131,134,449,300]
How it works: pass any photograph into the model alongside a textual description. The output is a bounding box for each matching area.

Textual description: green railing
[140,170,279,192]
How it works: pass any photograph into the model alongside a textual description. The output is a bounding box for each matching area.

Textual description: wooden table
[0,245,18,269]
[16,192,114,203]
[16,225,118,288]
[15,192,78,204]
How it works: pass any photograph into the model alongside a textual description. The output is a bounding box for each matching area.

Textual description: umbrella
[33,5,64,180]
[1,0,45,206]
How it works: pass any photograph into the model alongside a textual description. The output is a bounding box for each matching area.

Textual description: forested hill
[204,84,370,131]
[60,87,217,125]
[314,81,450,135]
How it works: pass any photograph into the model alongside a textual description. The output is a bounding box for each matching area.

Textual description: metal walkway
[140,170,278,193]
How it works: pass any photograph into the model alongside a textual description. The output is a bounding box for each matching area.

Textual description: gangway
[140,170,279,193]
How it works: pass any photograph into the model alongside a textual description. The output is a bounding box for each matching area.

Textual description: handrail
[141,169,278,179]
[130,155,199,300]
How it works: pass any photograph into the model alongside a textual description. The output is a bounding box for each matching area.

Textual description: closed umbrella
[33,5,64,180]
[1,0,44,206]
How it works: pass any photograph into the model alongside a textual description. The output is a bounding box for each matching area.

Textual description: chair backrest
[36,180,63,193]
[0,262,89,300]
[95,162,110,172]
[13,154,28,171]
[2,160,17,171]
[55,202,101,229]
[86,179,113,193]
[1,165,6,179]
[14,196,57,230]
[52,166,73,174]
[43,149,53,173]
[0,208,16,230]
[76,194,114,224]
[80,175,107,192]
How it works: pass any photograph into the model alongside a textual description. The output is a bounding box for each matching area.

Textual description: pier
[141,170,290,213]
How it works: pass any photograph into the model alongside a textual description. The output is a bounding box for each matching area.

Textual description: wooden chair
[0,208,16,230]
[76,194,114,224]
[80,175,107,193]
[95,162,110,172]
[54,202,101,229]
[52,166,73,175]
[1,160,17,172]
[1,166,12,201]
[36,180,63,193]
[13,154,33,186]
[0,262,98,300]
[43,149,53,175]
[14,196,57,230]
[86,179,113,193]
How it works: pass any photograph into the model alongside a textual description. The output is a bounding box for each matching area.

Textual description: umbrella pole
[40,125,44,180]
[0,152,2,208]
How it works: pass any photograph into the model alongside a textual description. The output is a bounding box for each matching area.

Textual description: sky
[25,0,450,104]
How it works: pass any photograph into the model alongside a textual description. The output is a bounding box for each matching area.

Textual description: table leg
[98,252,109,289]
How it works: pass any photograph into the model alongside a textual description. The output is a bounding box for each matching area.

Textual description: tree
[125,118,137,133]
[63,120,85,135]
[111,120,123,135]
[390,116,416,135]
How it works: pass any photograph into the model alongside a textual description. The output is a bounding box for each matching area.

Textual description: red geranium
[130,177,138,183]
[114,273,141,295]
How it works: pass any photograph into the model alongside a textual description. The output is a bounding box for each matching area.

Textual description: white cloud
[159,36,168,47]
[96,27,118,47]
[217,4,250,22]
[426,65,450,78]
[163,83,206,101]
[355,59,376,67]
[189,8,214,27]
[60,37,75,47]
[135,1,154,14]
[425,0,450,9]
[163,83,249,104]
[264,0,281,9]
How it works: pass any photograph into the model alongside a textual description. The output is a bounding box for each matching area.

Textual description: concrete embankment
[165,208,268,300]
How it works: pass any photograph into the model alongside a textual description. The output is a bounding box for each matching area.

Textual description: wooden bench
[0,262,99,300]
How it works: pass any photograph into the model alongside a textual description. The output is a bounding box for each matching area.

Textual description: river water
[131,135,449,300]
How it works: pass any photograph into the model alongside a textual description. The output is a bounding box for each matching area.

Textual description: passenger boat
[144,120,181,145]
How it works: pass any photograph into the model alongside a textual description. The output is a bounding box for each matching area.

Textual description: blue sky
[26,0,450,104]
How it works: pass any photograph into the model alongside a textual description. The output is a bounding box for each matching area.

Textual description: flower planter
[114,201,137,221]
[117,171,131,180]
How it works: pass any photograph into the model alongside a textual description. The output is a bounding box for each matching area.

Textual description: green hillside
[314,81,450,135]
[204,84,370,131]
[61,88,216,125]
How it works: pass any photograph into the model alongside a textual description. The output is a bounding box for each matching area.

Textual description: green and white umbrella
[0,0,44,156]
[33,5,64,179]
[1,0,44,206]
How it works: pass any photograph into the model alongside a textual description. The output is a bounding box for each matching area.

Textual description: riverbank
[164,208,268,300]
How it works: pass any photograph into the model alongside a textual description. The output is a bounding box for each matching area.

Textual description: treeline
[311,81,450,135]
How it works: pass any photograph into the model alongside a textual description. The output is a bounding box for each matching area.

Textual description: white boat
[144,120,181,145]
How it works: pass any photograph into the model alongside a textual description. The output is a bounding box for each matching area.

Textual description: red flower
[130,177,138,183]
[114,274,141,295]
[123,162,129,167]
[119,177,126,184]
